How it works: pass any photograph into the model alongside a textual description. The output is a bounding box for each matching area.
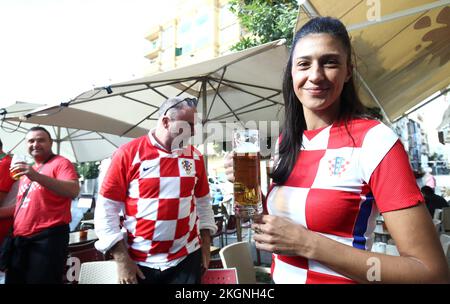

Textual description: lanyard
[13,154,55,219]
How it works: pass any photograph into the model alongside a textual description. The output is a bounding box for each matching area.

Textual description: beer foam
[234,142,260,153]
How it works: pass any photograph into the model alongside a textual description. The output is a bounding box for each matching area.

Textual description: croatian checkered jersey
[95,131,216,270]
[267,119,423,284]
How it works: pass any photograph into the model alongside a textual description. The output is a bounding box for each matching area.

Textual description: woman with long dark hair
[225,17,448,283]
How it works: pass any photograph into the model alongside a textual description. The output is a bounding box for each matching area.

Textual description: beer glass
[232,129,262,219]
[9,154,31,180]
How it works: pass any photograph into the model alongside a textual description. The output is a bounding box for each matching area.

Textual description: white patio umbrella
[1,102,142,162]
[0,101,44,119]
[1,101,45,153]
[6,103,148,138]
[0,120,134,163]
[38,40,289,147]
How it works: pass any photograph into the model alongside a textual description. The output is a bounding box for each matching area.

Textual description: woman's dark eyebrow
[295,53,342,60]
[320,53,342,60]
[295,56,311,60]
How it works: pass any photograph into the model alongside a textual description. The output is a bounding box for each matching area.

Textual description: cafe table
[69,229,98,245]
[65,229,104,283]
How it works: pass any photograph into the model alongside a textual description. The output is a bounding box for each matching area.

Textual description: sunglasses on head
[163,97,198,116]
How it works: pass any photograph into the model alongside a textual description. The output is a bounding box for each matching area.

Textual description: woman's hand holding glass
[224,152,235,183]
[252,214,315,258]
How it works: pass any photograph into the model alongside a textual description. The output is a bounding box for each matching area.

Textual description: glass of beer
[9,154,31,180]
[232,129,262,220]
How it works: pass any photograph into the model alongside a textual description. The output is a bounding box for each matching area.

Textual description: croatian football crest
[181,159,193,175]
[328,157,350,177]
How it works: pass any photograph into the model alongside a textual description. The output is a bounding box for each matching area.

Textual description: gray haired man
[95,96,217,284]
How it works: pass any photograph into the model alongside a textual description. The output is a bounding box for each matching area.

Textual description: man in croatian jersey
[95,96,217,284]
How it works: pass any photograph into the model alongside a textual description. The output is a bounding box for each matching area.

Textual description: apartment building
[393,115,431,173]
[144,0,242,74]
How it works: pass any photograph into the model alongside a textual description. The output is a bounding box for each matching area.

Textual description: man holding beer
[4,126,79,284]
[95,96,217,284]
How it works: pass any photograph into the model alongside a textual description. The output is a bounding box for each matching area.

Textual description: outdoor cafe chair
[65,238,106,283]
[440,234,450,256]
[434,208,443,221]
[212,202,237,246]
[439,234,450,269]
[219,241,270,284]
[208,258,224,269]
[441,207,450,233]
[201,268,238,284]
[78,261,119,284]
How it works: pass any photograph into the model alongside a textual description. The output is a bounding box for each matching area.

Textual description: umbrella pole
[56,126,61,155]
[202,78,208,173]
[354,72,392,125]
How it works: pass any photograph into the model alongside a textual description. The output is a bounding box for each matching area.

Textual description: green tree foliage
[212,142,224,155]
[77,161,100,179]
[229,0,299,51]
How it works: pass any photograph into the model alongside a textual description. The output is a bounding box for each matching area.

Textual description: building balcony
[145,26,161,42]
[145,48,160,60]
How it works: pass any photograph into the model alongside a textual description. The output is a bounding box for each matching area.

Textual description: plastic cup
[79,230,88,239]
[9,154,32,180]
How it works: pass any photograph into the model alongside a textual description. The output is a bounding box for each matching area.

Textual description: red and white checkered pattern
[98,133,215,269]
[267,119,423,284]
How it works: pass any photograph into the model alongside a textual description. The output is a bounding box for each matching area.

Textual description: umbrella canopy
[7,103,148,138]
[0,120,133,163]
[50,40,289,143]
[1,102,139,163]
[1,102,44,152]
[0,101,45,119]
[296,0,450,122]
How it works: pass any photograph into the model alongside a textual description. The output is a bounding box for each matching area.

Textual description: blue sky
[0,0,175,107]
